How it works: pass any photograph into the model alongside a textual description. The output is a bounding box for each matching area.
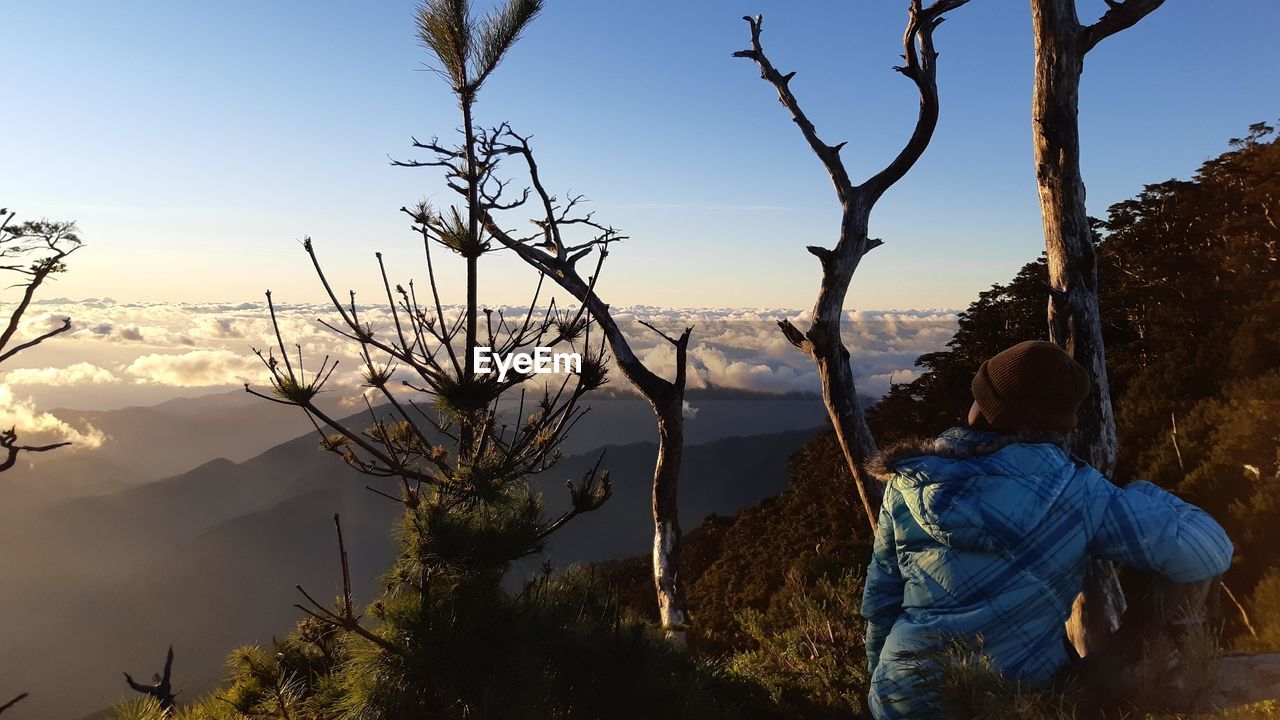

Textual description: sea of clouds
[1,298,959,445]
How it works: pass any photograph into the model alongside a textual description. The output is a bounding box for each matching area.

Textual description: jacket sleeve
[862,484,905,673]
[1087,475,1233,582]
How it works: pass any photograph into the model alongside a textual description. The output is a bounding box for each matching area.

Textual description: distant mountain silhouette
[3,390,341,519]
[9,389,826,520]
[0,393,825,719]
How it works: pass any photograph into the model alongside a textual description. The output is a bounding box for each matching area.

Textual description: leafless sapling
[481,130,695,644]
[394,0,697,644]
[734,0,970,532]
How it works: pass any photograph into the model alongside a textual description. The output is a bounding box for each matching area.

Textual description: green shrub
[725,569,870,719]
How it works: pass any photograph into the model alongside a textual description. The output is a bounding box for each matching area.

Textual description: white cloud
[0,385,106,449]
[125,350,261,387]
[3,362,121,386]
[32,300,962,402]
[682,400,699,419]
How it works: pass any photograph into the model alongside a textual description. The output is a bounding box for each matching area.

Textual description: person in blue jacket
[861,340,1233,719]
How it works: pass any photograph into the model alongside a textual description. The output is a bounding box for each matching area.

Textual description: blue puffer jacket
[861,427,1233,720]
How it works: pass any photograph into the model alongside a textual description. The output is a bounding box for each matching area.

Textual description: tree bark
[1029,0,1165,658]
[1030,0,1119,477]
[579,310,691,645]
[805,209,883,527]
[652,395,689,645]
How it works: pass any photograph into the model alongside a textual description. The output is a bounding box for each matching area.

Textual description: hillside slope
[0,419,822,719]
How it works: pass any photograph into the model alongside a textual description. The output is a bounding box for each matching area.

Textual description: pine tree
[221,2,722,717]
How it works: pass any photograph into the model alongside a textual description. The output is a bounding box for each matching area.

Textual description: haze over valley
[1,387,834,718]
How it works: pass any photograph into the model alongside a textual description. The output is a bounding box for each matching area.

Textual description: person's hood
[867,427,1080,552]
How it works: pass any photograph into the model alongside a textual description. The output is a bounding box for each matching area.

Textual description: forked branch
[865,0,970,202]
[734,0,969,532]
[637,320,694,392]
[733,0,969,208]
[732,15,854,203]
[0,317,71,365]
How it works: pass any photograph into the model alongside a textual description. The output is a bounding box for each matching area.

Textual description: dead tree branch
[123,646,177,712]
[1221,581,1258,639]
[0,209,83,470]
[467,126,695,644]
[1080,0,1165,53]
[734,0,969,532]
[0,428,71,472]
[0,694,27,717]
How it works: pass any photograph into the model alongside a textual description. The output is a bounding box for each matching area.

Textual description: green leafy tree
[869,259,1049,443]
[866,123,1280,641]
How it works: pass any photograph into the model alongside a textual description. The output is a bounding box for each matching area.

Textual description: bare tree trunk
[478,143,694,642]
[1065,563,1127,658]
[1028,0,1165,657]
[652,395,688,645]
[737,0,970,532]
[1030,0,1119,476]
[580,312,692,645]
[803,210,882,526]
[501,251,693,645]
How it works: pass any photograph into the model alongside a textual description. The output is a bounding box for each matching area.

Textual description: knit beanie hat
[970,340,1091,434]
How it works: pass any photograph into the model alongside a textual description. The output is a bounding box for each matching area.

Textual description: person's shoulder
[866,434,950,482]
[867,427,1070,486]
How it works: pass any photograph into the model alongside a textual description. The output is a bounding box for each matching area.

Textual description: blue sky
[4,0,1277,310]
